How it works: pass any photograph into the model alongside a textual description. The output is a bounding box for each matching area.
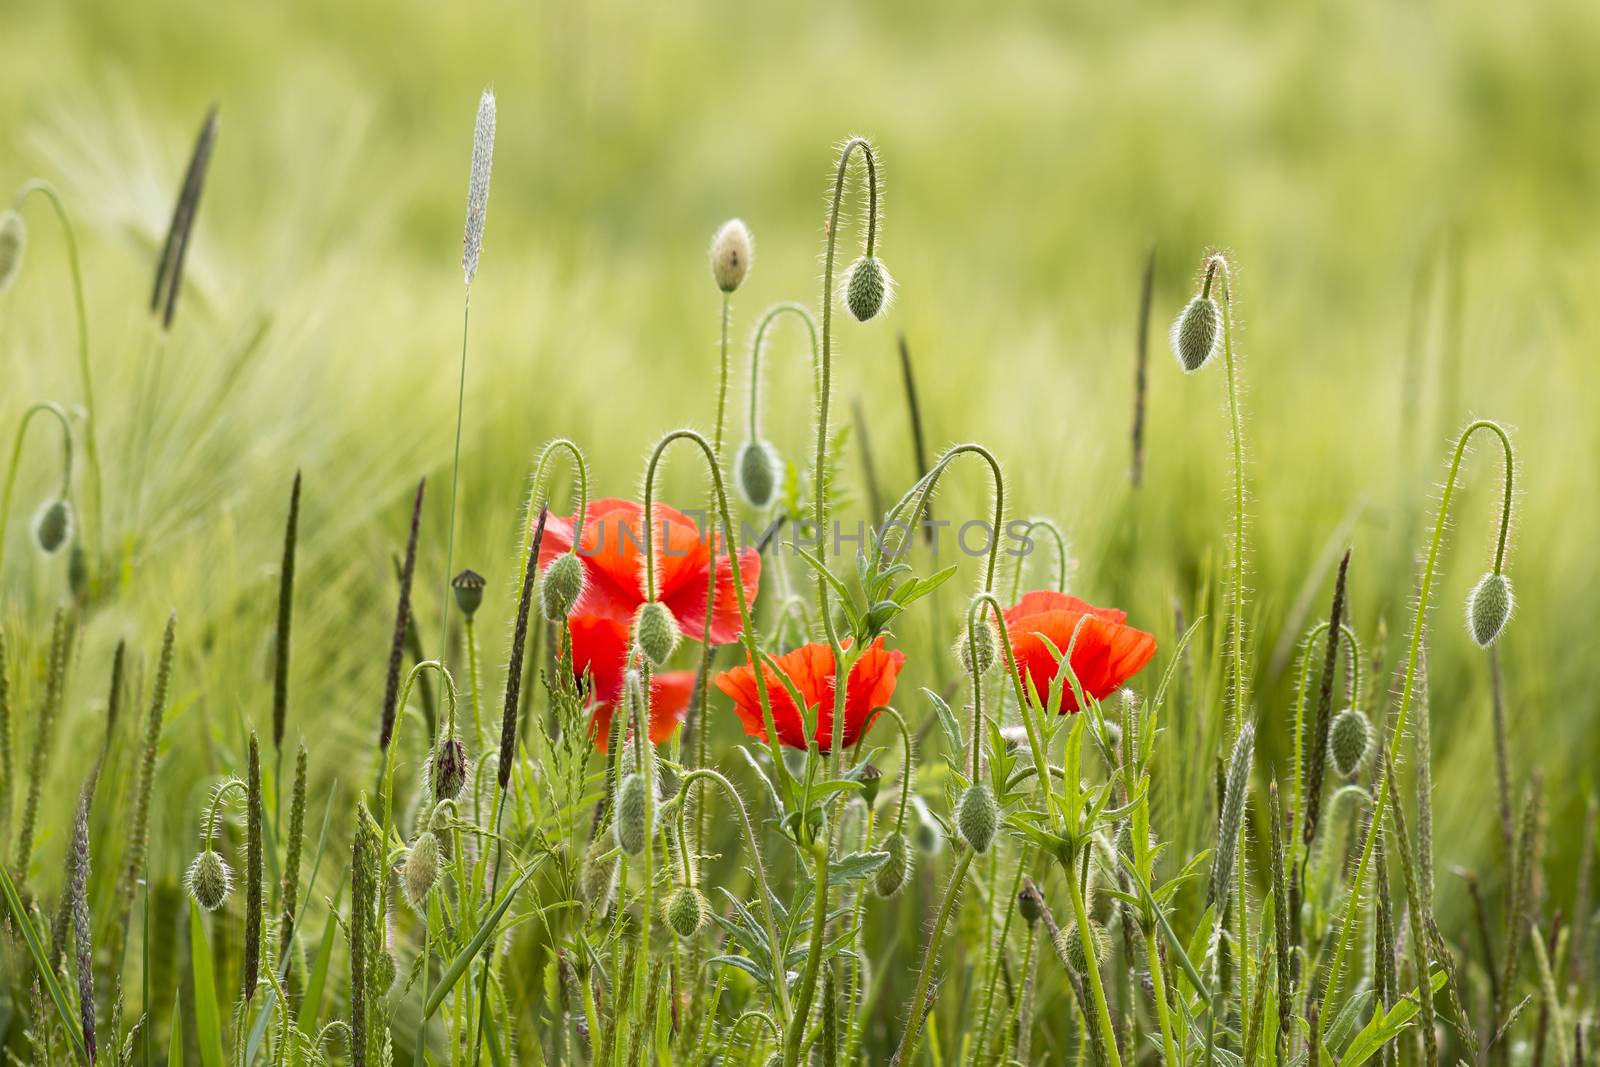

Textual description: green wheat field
[3,1,1599,1064]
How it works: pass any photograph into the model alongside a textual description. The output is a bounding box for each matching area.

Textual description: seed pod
[1328,709,1370,778]
[1171,293,1222,373]
[633,601,679,666]
[956,782,1000,854]
[955,617,998,677]
[1017,887,1043,926]
[185,850,233,911]
[843,255,891,322]
[33,498,73,556]
[540,553,585,622]
[0,209,24,293]
[615,772,650,856]
[710,219,753,293]
[734,439,780,508]
[665,885,709,939]
[874,830,912,898]
[1058,919,1109,974]
[452,569,486,618]
[1467,572,1513,648]
[403,832,441,908]
[431,738,468,802]
[579,838,618,911]
[858,763,883,807]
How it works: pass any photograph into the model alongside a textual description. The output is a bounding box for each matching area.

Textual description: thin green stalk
[783,842,831,1067]
[891,850,975,1066]
[439,299,471,656]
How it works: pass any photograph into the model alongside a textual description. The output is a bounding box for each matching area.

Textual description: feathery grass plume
[100,639,125,752]
[897,334,934,542]
[69,764,100,1065]
[243,732,264,1002]
[1269,781,1293,1066]
[0,207,24,291]
[1569,797,1597,988]
[349,799,383,1067]
[279,743,307,955]
[1130,243,1155,487]
[1303,549,1351,847]
[0,628,11,849]
[1502,773,1544,1012]
[710,218,753,293]
[110,611,174,972]
[15,604,75,874]
[1211,722,1255,914]
[273,472,301,754]
[462,87,496,287]
[380,478,425,751]
[1531,921,1571,1067]
[500,507,548,792]
[1373,831,1397,1067]
[150,104,218,329]
[1381,752,1439,1067]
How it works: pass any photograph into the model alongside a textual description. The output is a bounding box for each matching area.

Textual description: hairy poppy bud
[186,850,233,912]
[955,617,998,676]
[956,782,1000,854]
[665,885,709,939]
[0,209,24,293]
[735,438,781,509]
[1058,919,1108,974]
[710,219,753,293]
[858,763,883,807]
[633,601,679,666]
[428,803,454,862]
[579,838,618,911]
[1467,572,1513,648]
[1329,709,1369,778]
[1097,720,1122,753]
[1171,293,1222,373]
[1018,887,1043,926]
[452,568,486,617]
[431,738,468,802]
[843,255,892,322]
[33,498,73,556]
[873,830,912,898]
[540,553,585,622]
[615,772,651,855]
[403,831,441,908]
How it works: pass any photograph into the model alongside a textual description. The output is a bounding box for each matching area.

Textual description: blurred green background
[3,0,1599,1052]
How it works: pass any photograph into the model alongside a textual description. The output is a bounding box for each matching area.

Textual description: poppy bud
[68,542,89,600]
[912,802,944,855]
[1467,572,1513,648]
[1017,887,1043,926]
[633,600,679,666]
[540,553,585,622]
[615,772,651,855]
[33,498,73,556]
[1058,919,1108,974]
[403,831,441,908]
[734,438,781,509]
[843,255,892,322]
[873,830,912,898]
[1171,293,1222,373]
[956,782,1000,854]
[1097,720,1122,753]
[858,763,883,807]
[710,219,753,293]
[955,617,998,677]
[664,884,709,939]
[452,568,486,617]
[428,803,454,862]
[431,738,468,802]
[0,209,24,293]
[579,837,618,912]
[186,850,233,912]
[1329,708,1369,778]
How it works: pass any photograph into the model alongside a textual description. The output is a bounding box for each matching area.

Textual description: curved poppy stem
[1008,515,1069,601]
[968,590,1050,807]
[890,849,974,1066]
[878,442,1007,598]
[202,779,249,846]
[518,437,590,578]
[744,302,820,443]
[865,705,915,832]
[12,181,102,571]
[378,661,458,896]
[0,400,75,577]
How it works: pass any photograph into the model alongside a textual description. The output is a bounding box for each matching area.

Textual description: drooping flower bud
[1467,572,1513,648]
[451,568,486,618]
[710,219,753,293]
[1329,709,1370,778]
[665,885,709,939]
[955,617,998,677]
[615,772,651,855]
[403,831,441,908]
[0,209,24,293]
[33,498,73,556]
[1058,919,1109,974]
[956,782,1000,854]
[1171,293,1222,373]
[427,803,454,862]
[579,838,619,912]
[873,830,912,898]
[431,738,468,802]
[540,553,585,622]
[633,601,679,666]
[186,850,233,912]
[734,439,781,509]
[843,255,892,322]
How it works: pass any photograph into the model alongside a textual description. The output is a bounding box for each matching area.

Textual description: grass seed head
[1171,293,1222,373]
[633,600,679,666]
[710,218,753,293]
[186,849,233,911]
[462,87,496,286]
[1468,571,1514,648]
[734,438,781,508]
[32,498,73,555]
[843,255,892,322]
[1329,708,1370,778]
[451,568,486,618]
[956,782,1000,854]
[0,209,24,292]
[540,553,585,622]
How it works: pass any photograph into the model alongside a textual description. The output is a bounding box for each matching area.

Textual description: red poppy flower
[539,498,761,645]
[714,638,906,752]
[1002,591,1156,712]
[570,613,696,751]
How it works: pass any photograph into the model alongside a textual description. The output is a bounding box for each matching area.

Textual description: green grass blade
[167,994,184,1067]
[188,901,226,1067]
[0,861,90,1064]
[423,856,544,1019]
